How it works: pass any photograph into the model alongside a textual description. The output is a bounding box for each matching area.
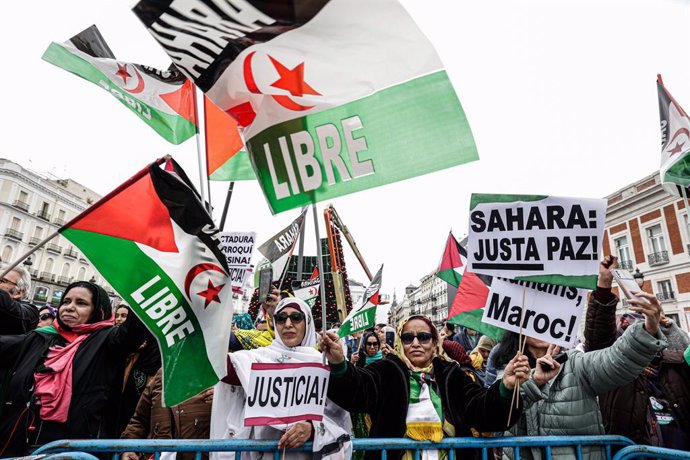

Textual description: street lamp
[633,268,645,288]
[23,257,32,267]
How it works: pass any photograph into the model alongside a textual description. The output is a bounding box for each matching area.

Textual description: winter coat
[121,369,212,460]
[0,289,38,335]
[328,355,520,460]
[0,313,148,457]
[585,291,690,446]
[499,320,667,460]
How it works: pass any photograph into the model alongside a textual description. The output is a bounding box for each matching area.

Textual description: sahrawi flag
[291,267,320,308]
[59,157,233,406]
[133,0,478,214]
[444,238,503,340]
[256,209,307,281]
[658,74,690,196]
[42,25,196,144]
[338,265,382,337]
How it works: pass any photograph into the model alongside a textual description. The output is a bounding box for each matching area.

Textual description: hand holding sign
[628,291,663,336]
[320,331,345,365]
[597,255,618,288]
[278,421,314,449]
[502,354,531,390]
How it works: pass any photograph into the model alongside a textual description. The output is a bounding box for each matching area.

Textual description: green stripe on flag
[469,194,549,210]
[447,309,504,341]
[248,70,478,214]
[209,150,256,181]
[62,228,217,406]
[437,269,463,289]
[42,43,196,145]
[664,157,690,188]
[515,274,598,290]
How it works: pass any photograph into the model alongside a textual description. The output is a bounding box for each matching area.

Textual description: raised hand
[629,291,663,336]
[319,331,345,364]
[533,344,561,386]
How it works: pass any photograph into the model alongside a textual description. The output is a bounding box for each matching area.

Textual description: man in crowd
[0,263,37,335]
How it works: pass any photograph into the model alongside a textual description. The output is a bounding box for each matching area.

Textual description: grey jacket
[500,321,667,460]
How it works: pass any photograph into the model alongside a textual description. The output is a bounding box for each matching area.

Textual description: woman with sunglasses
[352,331,382,367]
[320,315,531,460]
[211,297,352,459]
[36,306,57,328]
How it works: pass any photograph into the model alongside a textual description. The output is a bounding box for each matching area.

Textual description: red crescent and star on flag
[184,263,227,309]
[114,63,146,94]
[226,51,321,127]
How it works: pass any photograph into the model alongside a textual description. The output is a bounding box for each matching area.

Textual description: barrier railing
[612,445,690,460]
[31,435,636,460]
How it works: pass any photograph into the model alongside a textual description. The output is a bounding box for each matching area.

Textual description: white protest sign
[219,232,256,295]
[467,194,606,289]
[481,277,586,347]
[244,362,330,426]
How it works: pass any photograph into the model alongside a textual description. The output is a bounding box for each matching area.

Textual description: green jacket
[500,321,667,459]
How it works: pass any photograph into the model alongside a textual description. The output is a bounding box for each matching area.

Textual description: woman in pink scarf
[0,281,148,457]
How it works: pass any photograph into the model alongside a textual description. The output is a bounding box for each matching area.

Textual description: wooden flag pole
[508,283,528,424]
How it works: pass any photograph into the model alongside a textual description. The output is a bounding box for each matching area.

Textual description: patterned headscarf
[272,297,317,348]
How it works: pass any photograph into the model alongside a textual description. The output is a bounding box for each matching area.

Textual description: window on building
[2,245,13,261]
[77,267,86,280]
[51,290,63,306]
[41,202,49,215]
[33,226,43,238]
[667,312,680,325]
[18,190,28,204]
[614,236,633,268]
[44,258,54,273]
[657,280,674,301]
[10,217,21,231]
[646,224,667,254]
[33,286,48,303]
[58,209,66,220]
[61,263,70,277]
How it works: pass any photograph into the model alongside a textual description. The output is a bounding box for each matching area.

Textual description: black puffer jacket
[328,355,519,460]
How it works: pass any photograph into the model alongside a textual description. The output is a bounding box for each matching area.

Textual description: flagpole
[313,204,328,336]
[219,181,235,231]
[276,209,308,290]
[192,85,211,215]
[0,230,61,279]
[296,211,307,280]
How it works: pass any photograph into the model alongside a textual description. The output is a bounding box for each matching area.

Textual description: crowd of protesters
[0,255,689,459]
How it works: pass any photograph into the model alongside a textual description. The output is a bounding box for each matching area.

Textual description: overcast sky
[2,0,689,303]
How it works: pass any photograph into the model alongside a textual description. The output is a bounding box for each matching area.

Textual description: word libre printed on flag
[132,0,478,214]
[244,362,330,426]
[59,157,233,406]
[658,74,690,196]
[338,265,383,337]
[466,194,607,290]
[218,231,256,295]
[481,278,587,348]
[257,209,307,281]
[42,25,196,145]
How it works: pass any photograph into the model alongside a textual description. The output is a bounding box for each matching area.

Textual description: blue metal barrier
[31,435,636,460]
[612,445,690,460]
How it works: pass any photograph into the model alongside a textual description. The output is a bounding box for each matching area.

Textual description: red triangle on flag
[160,79,196,125]
[309,266,319,280]
[448,271,490,317]
[65,167,178,253]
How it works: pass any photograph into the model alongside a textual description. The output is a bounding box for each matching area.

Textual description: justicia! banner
[59,157,233,406]
[132,0,478,214]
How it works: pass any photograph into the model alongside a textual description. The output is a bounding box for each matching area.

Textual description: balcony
[45,243,63,254]
[36,210,51,221]
[79,257,88,264]
[647,251,669,266]
[57,276,71,286]
[5,229,23,241]
[53,218,66,227]
[12,200,29,212]
[64,248,78,259]
[619,260,633,270]
[29,269,38,278]
[39,272,55,282]
[656,290,676,302]
[28,237,41,246]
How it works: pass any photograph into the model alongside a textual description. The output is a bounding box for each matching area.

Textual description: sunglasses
[365,341,379,347]
[400,332,434,345]
[40,313,54,321]
[274,311,305,324]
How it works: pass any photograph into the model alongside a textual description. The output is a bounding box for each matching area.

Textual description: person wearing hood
[0,281,148,457]
[585,256,690,449]
[351,331,383,367]
[211,297,352,460]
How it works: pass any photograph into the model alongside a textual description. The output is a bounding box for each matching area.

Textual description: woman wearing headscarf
[211,297,352,460]
[351,331,383,367]
[320,315,530,460]
[0,281,148,457]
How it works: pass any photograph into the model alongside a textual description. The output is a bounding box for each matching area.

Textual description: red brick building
[604,172,690,332]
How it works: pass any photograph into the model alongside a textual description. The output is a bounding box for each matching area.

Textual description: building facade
[0,158,116,307]
[389,272,449,328]
[604,172,690,332]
